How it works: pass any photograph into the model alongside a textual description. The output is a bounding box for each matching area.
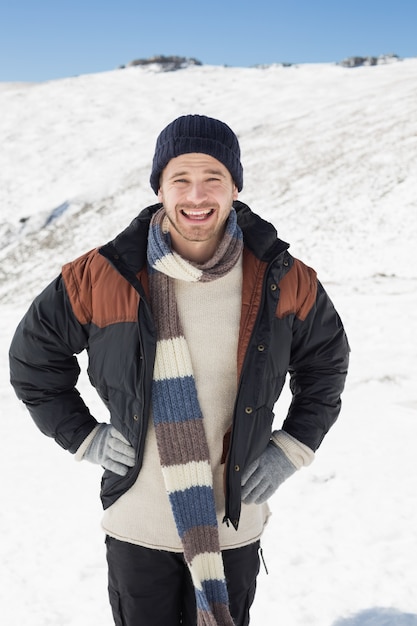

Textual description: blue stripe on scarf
[199,579,230,606]
[152,377,202,424]
[195,587,211,612]
[147,221,172,271]
[169,487,218,537]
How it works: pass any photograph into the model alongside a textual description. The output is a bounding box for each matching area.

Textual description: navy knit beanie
[150,114,243,194]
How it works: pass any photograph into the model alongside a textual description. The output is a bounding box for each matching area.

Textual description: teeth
[184,209,211,216]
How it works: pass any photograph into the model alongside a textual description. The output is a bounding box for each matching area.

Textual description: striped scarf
[147,207,243,625]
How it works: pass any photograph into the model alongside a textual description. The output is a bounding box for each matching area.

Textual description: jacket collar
[234,200,289,262]
[99,201,289,275]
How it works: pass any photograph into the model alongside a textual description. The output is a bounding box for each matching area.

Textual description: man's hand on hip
[83,424,136,476]
[241,441,296,504]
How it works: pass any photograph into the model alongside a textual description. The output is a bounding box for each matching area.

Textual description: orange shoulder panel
[237,248,268,377]
[276,258,317,321]
[62,250,139,328]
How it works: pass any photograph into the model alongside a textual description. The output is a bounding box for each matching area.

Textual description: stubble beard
[166,201,223,243]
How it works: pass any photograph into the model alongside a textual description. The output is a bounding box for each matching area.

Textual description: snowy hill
[1,59,417,626]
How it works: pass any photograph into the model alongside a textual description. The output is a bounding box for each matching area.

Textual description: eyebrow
[168,168,227,179]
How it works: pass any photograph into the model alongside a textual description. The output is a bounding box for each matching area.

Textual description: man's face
[158,153,238,263]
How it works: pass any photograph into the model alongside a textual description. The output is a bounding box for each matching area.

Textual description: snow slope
[1,58,417,625]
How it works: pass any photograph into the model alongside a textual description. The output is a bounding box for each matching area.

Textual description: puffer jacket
[9,201,349,529]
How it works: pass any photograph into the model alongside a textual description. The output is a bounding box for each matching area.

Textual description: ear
[157,188,163,202]
[232,185,239,201]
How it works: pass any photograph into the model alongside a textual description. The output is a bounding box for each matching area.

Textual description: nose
[185,182,208,204]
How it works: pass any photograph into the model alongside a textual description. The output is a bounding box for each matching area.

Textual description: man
[9,114,349,626]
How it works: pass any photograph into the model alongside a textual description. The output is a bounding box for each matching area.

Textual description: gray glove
[241,441,297,504]
[83,424,136,476]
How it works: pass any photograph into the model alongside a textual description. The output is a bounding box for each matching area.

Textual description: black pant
[106,536,260,626]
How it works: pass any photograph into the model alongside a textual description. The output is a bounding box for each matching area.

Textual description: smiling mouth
[180,208,214,220]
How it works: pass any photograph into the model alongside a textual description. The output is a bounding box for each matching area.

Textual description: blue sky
[1,0,416,82]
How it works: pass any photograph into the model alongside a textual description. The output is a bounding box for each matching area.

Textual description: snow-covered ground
[1,58,417,625]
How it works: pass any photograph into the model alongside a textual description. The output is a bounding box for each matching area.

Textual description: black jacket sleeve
[283,281,350,451]
[9,275,98,452]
